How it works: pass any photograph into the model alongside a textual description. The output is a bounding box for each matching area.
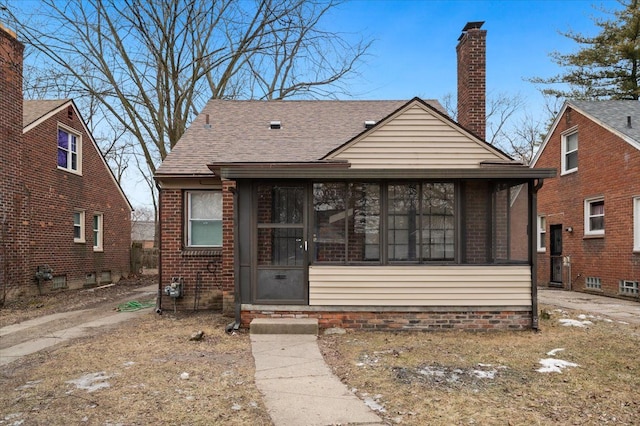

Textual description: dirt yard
[1,280,639,425]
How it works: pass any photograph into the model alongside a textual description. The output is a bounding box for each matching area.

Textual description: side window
[537,215,546,252]
[584,197,604,236]
[186,191,222,247]
[74,210,85,243]
[93,213,103,251]
[561,130,578,175]
[58,126,82,173]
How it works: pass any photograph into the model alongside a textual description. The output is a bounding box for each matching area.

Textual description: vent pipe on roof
[270,121,281,129]
[627,115,632,128]
[204,113,211,129]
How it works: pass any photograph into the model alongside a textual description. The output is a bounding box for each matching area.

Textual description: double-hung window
[537,215,546,252]
[58,126,81,173]
[186,191,222,247]
[584,197,604,236]
[561,130,578,174]
[74,210,85,243]
[93,213,103,251]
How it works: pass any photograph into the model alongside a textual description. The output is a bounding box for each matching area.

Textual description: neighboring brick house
[155,22,555,331]
[531,100,640,299]
[1,26,132,300]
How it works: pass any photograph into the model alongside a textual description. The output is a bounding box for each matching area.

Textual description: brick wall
[1,27,28,300]
[456,22,486,140]
[20,106,131,295]
[535,106,640,298]
[243,309,531,331]
[159,186,225,311]
[463,181,490,263]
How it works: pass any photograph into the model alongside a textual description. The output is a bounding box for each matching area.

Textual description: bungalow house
[531,100,640,299]
[1,25,132,300]
[155,22,556,330]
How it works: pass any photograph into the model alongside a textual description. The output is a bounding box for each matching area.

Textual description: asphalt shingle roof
[570,100,640,144]
[157,99,445,176]
[23,99,70,128]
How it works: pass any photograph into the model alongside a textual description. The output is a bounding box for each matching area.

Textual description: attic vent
[364,120,376,129]
[627,115,632,128]
[270,121,281,129]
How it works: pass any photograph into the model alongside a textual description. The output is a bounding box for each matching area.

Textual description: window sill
[93,248,104,253]
[583,234,604,240]
[57,166,82,176]
[181,248,222,257]
[537,249,546,253]
[74,240,86,244]
[560,168,577,176]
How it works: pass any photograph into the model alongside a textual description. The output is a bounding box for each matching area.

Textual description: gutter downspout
[530,179,544,331]
[155,181,163,315]
[226,185,241,333]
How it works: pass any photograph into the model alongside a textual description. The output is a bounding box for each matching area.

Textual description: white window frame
[561,129,578,175]
[58,124,82,174]
[634,197,640,252]
[93,213,103,252]
[74,210,85,243]
[584,197,605,236]
[619,280,639,295]
[537,215,546,252]
[186,191,223,247]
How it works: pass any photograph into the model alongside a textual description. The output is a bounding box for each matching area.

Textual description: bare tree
[6,0,370,213]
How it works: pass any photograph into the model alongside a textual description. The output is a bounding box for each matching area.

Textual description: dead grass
[1,312,272,425]
[318,307,640,425]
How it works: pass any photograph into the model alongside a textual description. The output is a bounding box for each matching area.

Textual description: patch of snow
[231,403,242,411]
[546,348,565,356]
[122,361,135,367]
[559,318,592,327]
[536,358,579,373]
[180,372,189,380]
[472,369,497,379]
[65,372,111,392]
[418,366,446,377]
[618,321,629,325]
[363,397,386,413]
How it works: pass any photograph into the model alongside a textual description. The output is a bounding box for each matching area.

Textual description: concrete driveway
[0,284,157,366]
[538,287,640,325]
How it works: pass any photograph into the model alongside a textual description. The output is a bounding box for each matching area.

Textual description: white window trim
[560,128,578,175]
[186,190,223,247]
[634,197,640,252]
[57,123,82,175]
[74,210,85,243]
[584,197,605,237]
[537,215,546,252]
[93,213,103,252]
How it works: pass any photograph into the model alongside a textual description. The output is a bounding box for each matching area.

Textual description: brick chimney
[456,21,486,140]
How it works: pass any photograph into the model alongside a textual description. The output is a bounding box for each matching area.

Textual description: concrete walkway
[251,334,385,426]
[538,287,640,325]
[0,284,157,366]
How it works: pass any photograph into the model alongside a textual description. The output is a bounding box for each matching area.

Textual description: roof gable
[531,100,640,167]
[325,99,509,168]
[23,99,132,211]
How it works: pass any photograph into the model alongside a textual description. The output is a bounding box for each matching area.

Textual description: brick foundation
[241,308,532,331]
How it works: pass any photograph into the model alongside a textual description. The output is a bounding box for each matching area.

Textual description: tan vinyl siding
[308,265,531,306]
[331,104,505,168]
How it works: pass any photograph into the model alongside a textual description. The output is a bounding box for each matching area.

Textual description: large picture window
[313,182,453,264]
[186,191,222,247]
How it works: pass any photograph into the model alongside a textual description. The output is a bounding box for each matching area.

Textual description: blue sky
[327,0,620,113]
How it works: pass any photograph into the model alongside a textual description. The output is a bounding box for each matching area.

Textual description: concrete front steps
[250,318,318,335]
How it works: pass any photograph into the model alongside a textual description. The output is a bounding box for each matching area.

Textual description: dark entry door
[255,184,307,304]
[550,224,563,286]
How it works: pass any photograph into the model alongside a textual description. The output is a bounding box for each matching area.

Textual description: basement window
[52,275,67,289]
[619,280,639,296]
[585,276,601,290]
